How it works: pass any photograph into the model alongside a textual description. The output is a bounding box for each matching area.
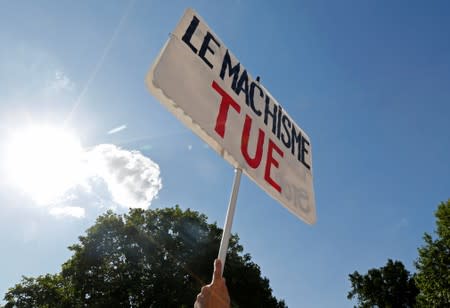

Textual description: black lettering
[277,105,283,140]
[264,96,277,134]
[181,15,200,54]
[235,70,250,106]
[281,114,291,148]
[301,137,311,170]
[290,125,311,170]
[198,32,220,69]
[249,81,263,116]
[220,50,240,90]
[291,125,302,160]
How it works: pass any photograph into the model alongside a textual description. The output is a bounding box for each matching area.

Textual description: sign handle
[217,167,242,275]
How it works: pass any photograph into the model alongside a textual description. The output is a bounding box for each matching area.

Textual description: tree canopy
[347,259,418,308]
[415,199,450,307]
[348,199,450,307]
[2,206,286,308]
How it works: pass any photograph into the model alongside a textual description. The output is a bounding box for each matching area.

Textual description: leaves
[3,206,286,307]
[3,274,75,308]
[348,199,450,307]
[415,199,450,307]
[347,259,418,308]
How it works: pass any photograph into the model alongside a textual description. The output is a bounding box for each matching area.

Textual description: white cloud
[4,136,162,217]
[0,49,162,216]
[49,206,86,219]
[86,144,162,209]
[108,124,127,135]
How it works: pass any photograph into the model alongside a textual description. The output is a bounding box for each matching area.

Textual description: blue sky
[0,1,449,307]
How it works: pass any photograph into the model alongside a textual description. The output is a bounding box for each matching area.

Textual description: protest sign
[146,8,316,224]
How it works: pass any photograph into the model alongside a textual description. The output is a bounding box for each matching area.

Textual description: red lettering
[264,139,284,193]
[212,81,284,193]
[241,115,265,168]
[212,81,241,138]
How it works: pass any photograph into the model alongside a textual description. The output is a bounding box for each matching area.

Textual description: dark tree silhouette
[3,206,286,308]
[348,259,418,308]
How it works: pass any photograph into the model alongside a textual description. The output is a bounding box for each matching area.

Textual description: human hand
[194,259,230,308]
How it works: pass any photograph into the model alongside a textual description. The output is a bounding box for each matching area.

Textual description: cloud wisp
[49,206,86,219]
[46,70,75,94]
[108,124,127,135]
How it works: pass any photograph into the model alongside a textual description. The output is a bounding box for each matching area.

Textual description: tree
[347,259,419,308]
[415,199,450,307]
[3,274,74,308]
[3,206,286,308]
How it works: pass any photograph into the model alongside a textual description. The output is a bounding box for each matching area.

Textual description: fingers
[195,287,209,307]
[195,293,204,307]
[212,258,222,283]
[195,259,228,307]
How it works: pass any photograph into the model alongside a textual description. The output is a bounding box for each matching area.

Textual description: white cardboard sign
[146,8,316,224]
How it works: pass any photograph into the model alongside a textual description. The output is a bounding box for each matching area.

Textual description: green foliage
[415,199,450,307]
[3,274,74,308]
[347,259,419,308]
[3,206,286,307]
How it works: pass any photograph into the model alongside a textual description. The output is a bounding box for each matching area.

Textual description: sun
[5,125,84,204]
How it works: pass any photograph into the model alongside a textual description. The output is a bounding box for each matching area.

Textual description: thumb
[212,259,222,283]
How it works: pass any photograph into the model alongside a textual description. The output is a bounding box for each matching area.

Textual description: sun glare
[5,125,84,204]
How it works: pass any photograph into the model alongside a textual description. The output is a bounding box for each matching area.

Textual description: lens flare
[5,125,84,204]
